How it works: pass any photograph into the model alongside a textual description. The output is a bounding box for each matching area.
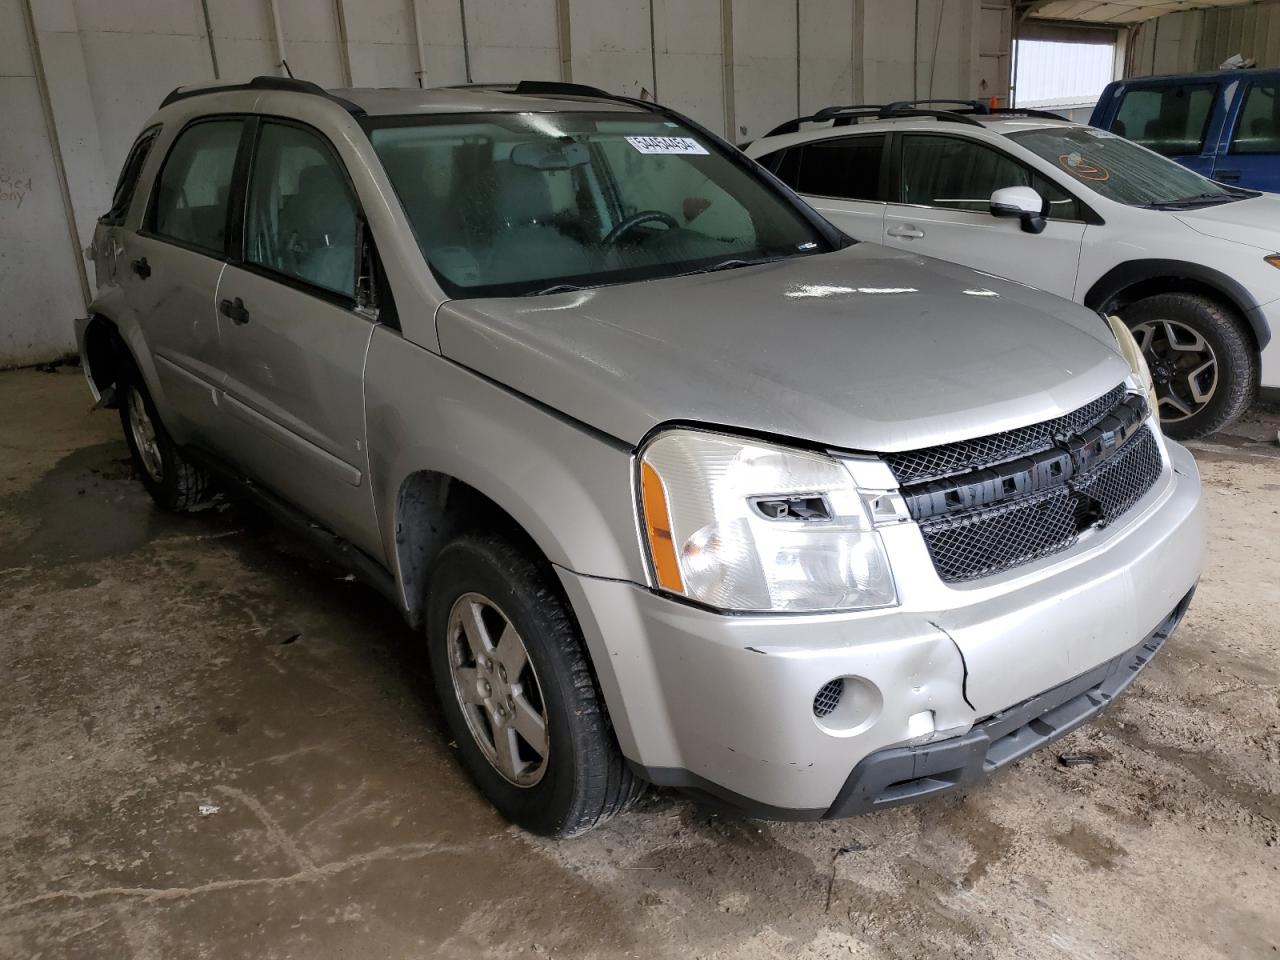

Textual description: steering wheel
[603,210,679,245]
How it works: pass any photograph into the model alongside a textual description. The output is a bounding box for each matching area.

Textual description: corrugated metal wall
[1130,1,1280,77]
[0,0,1010,367]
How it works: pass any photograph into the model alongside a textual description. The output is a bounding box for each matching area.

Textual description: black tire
[426,531,643,837]
[117,363,213,511]
[1119,292,1258,440]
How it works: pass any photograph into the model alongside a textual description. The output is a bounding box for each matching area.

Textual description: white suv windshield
[367,111,831,297]
[1007,127,1251,209]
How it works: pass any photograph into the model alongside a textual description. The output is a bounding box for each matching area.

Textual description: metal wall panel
[0,0,1013,365]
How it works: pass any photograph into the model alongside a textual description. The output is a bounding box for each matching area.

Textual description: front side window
[899,135,1080,220]
[103,127,159,225]
[368,111,830,297]
[1230,82,1280,155]
[1112,83,1216,156]
[769,136,885,201]
[150,120,242,254]
[1008,126,1249,209]
[245,122,358,297]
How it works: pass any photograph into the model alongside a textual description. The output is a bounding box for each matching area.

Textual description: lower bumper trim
[823,586,1195,818]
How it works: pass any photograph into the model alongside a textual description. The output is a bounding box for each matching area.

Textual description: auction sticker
[626,136,709,155]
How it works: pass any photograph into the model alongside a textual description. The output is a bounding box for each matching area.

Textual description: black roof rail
[512,80,616,100]
[158,75,366,116]
[762,97,1076,138]
[889,99,1069,122]
[764,102,986,137]
[987,106,1070,121]
[885,98,992,114]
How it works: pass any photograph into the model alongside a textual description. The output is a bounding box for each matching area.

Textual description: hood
[436,244,1131,452]
[1176,194,1280,253]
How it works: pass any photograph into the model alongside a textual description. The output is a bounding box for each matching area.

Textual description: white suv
[745,100,1280,438]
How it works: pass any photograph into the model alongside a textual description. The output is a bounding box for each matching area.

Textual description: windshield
[1006,126,1252,209]
[367,111,831,297]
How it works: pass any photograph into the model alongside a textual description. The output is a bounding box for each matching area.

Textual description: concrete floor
[1,366,1278,960]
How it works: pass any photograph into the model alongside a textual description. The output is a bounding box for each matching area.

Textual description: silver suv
[79,77,1204,837]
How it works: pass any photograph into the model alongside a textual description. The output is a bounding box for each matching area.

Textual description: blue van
[1091,69,1280,192]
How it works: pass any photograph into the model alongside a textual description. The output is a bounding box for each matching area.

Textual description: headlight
[638,430,897,612]
[1105,314,1159,418]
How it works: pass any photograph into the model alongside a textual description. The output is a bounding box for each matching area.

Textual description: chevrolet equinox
[78,77,1204,837]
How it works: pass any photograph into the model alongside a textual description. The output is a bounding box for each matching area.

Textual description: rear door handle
[1215,170,1241,183]
[130,257,151,279]
[219,296,250,325]
[887,225,925,239]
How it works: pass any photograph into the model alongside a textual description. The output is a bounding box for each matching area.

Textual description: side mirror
[990,186,1047,235]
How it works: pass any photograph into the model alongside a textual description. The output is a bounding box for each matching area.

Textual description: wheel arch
[82,313,128,407]
[1084,260,1270,351]
[81,295,168,413]
[393,469,565,632]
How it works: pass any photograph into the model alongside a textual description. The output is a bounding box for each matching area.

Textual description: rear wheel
[426,532,643,837]
[117,366,212,511]
[1119,292,1258,440]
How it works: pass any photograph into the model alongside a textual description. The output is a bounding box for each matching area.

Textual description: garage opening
[1013,22,1121,123]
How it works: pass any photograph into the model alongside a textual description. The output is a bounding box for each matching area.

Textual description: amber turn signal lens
[640,462,685,593]
[1266,254,1280,270]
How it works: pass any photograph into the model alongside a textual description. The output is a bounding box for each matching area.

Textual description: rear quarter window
[101,126,160,226]
[759,137,885,202]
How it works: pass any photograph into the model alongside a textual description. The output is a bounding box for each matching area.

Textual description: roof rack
[158,75,366,116]
[763,99,1067,137]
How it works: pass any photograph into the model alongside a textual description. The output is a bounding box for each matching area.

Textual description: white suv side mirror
[990,186,1047,235]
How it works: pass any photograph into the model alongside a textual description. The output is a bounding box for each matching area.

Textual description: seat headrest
[490,160,555,225]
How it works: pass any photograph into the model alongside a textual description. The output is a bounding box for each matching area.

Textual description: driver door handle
[887,225,925,240]
[219,296,250,325]
[130,257,151,278]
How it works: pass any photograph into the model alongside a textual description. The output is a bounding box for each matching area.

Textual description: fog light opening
[813,679,844,718]
[812,675,883,737]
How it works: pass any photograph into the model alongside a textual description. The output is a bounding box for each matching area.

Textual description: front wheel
[426,532,643,837]
[1119,293,1258,440]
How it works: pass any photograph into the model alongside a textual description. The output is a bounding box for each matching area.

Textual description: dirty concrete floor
[1,366,1277,960]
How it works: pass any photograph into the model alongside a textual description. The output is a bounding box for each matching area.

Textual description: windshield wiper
[1144,192,1240,210]
[528,282,588,297]
[679,255,786,278]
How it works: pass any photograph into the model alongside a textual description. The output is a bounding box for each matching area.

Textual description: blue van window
[1113,84,1215,157]
[1230,83,1280,155]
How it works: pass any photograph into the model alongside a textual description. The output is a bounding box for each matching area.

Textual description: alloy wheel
[126,385,164,482]
[1130,318,1218,423]
[446,592,549,787]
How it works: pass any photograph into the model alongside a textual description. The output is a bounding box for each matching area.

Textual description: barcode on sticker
[625,136,709,155]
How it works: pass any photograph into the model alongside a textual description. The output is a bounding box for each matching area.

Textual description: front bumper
[558,437,1204,817]
[826,591,1190,818]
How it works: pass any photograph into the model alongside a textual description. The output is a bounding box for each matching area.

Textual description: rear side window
[150,120,243,255]
[1112,84,1216,156]
[102,127,159,226]
[245,121,358,298]
[899,135,1081,221]
[1230,82,1280,154]
[760,137,885,201]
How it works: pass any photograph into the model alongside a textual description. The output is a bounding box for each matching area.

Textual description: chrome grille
[918,425,1163,583]
[884,384,1128,486]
